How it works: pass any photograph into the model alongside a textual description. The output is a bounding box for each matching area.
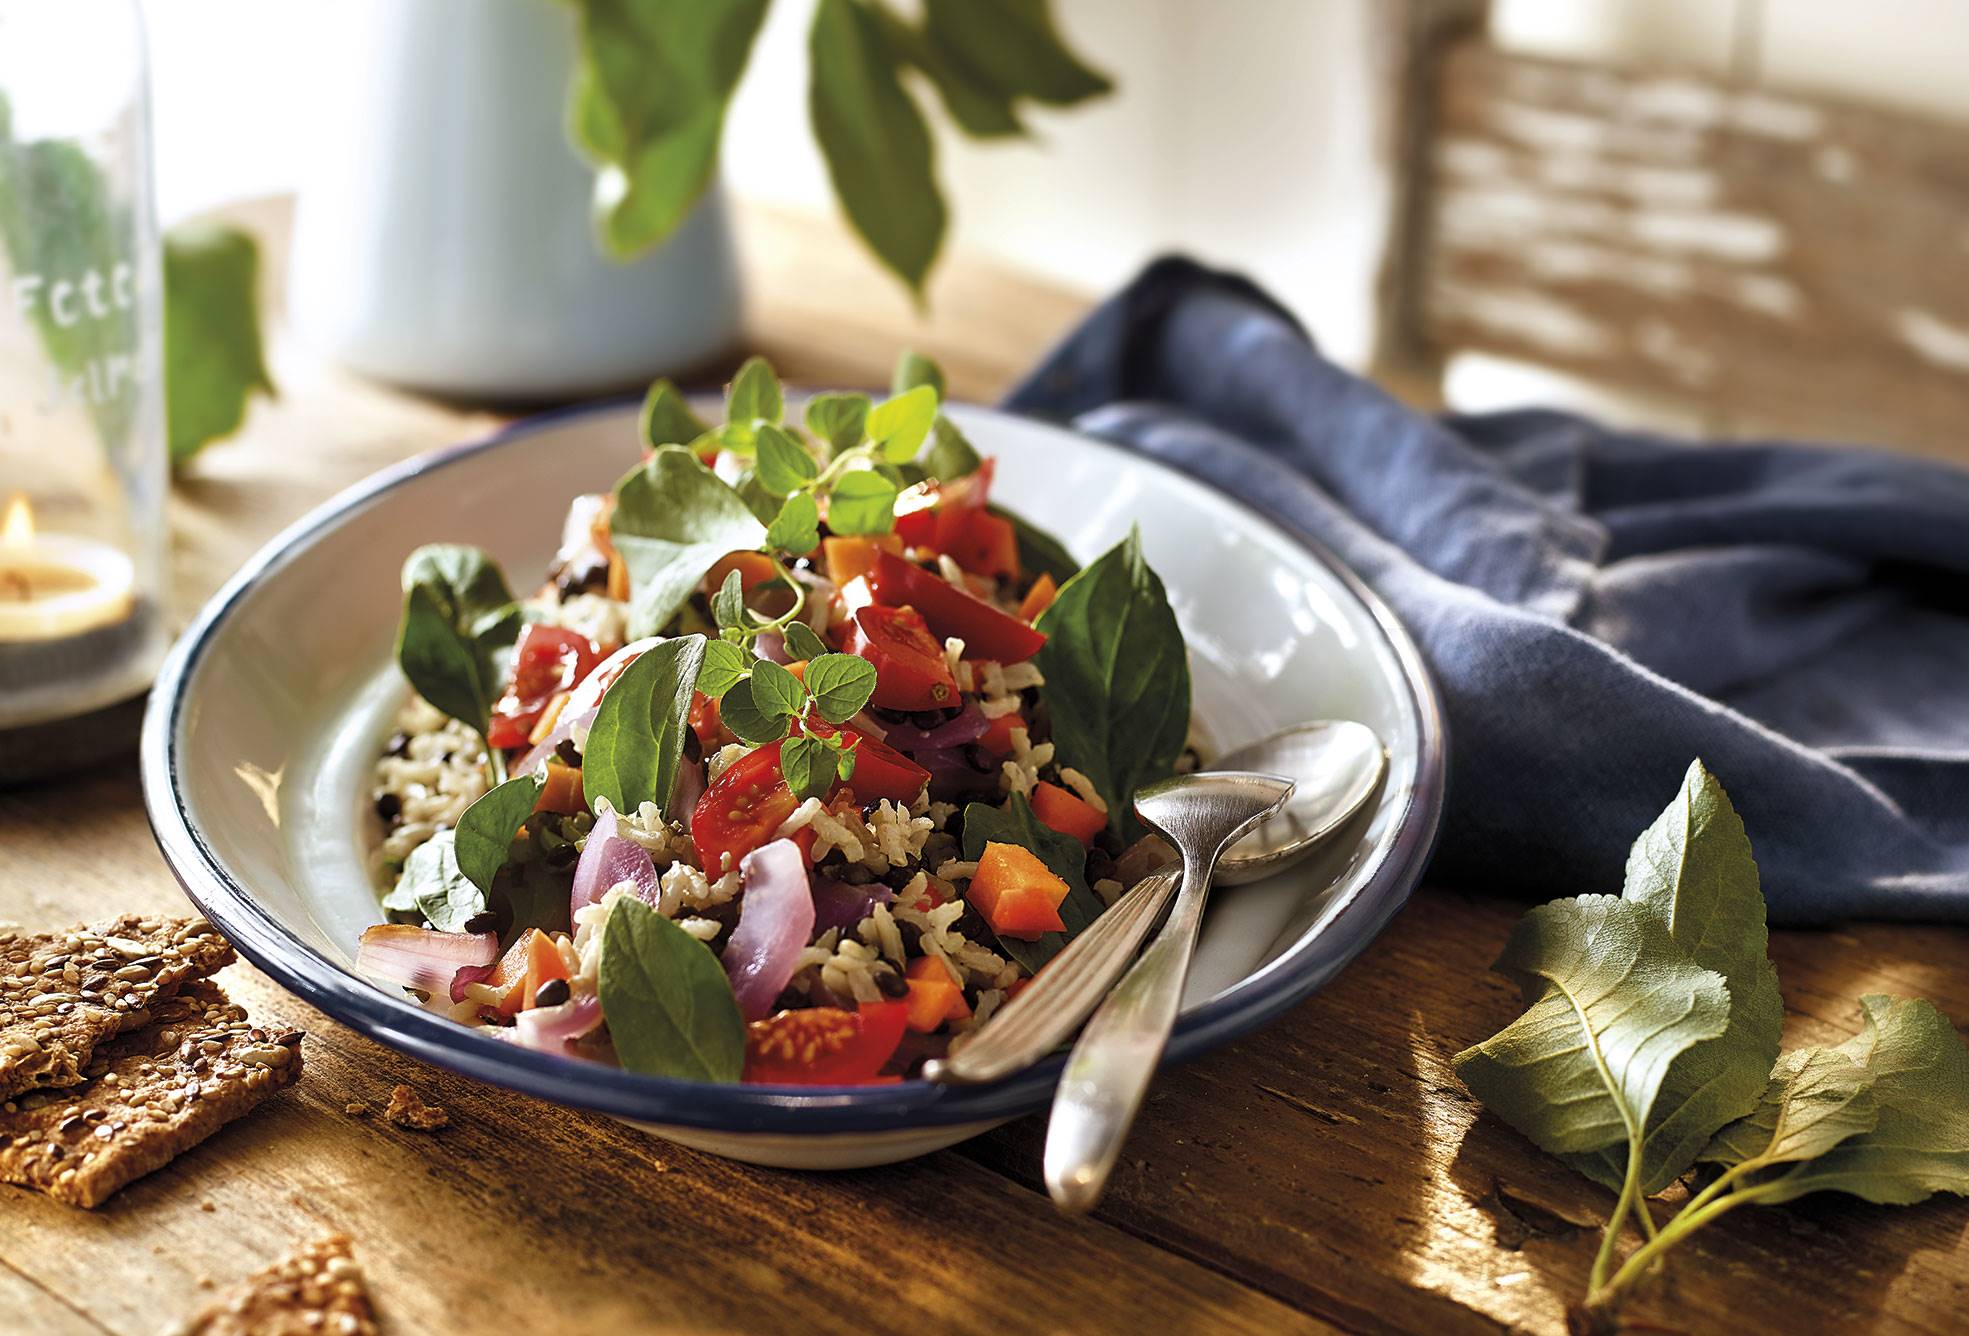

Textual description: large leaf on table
[1702,1047,1878,1171]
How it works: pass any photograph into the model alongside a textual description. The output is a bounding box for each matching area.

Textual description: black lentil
[532,978,571,1009]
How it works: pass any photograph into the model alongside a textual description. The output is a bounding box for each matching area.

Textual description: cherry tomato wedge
[944,509,1019,582]
[844,604,961,710]
[816,721,929,803]
[742,1001,909,1084]
[866,551,1045,665]
[691,742,802,875]
[488,625,601,750]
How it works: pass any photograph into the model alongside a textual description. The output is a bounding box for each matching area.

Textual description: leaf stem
[1592,1182,1778,1305]
[1589,1134,1648,1292]
[1677,1160,1758,1221]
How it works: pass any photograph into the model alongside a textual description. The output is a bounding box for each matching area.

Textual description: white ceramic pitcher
[289,0,742,400]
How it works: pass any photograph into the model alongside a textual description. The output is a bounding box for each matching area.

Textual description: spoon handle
[1043,845,1216,1213]
[924,863,1180,1086]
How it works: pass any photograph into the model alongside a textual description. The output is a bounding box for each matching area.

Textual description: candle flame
[1,493,31,551]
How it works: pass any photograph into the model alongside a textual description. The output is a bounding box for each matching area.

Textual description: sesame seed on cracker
[175,1233,377,1336]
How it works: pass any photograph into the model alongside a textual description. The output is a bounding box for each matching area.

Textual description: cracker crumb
[0,981,303,1209]
[176,1233,378,1336]
[343,1102,370,1118]
[200,1199,216,1212]
[383,1084,447,1131]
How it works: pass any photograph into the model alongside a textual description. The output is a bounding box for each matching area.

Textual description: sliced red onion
[845,709,888,742]
[722,838,816,1021]
[515,636,662,774]
[877,702,987,754]
[356,924,498,996]
[811,878,893,939]
[671,757,705,824]
[571,806,661,915]
[753,630,790,664]
[512,992,603,1054]
[448,961,497,1004]
[914,745,1001,799]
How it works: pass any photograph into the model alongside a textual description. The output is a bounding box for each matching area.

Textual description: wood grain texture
[1399,40,1969,460]
[6,195,1967,1335]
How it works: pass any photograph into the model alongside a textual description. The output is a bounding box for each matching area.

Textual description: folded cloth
[1004,258,1969,923]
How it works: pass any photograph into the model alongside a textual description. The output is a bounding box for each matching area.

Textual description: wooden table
[5,200,1966,1336]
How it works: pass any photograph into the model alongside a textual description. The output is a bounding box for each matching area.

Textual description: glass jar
[0,0,166,776]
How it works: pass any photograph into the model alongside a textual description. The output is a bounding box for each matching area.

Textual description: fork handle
[1043,845,1215,1213]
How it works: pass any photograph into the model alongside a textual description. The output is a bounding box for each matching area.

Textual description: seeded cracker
[0,914,235,1101]
[177,1233,378,1336]
[0,981,302,1208]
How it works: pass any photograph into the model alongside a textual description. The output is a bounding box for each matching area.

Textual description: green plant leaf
[453,774,547,895]
[994,503,1078,581]
[394,545,522,739]
[809,0,947,293]
[959,794,1105,972]
[1567,762,1786,1194]
[566,0,769,257]
[804,392,872,456]
[920,415,983,482]
[748,659,806,720]
[783,621,829,661]
[711,568,746,632]
[726,354,784,425]
[1453,895,1733,1159]
[599,895,745,1082]
[164,222,274,466]
[753,423,818,497]
[780,733,834,801]
[1033,527,1187,840]
[1702,1047,1878,1172]
[867,384,939,463]
[872,5,1026,138]
[827,469,900,536]
[1741,996,1969,1205]
[386,830,486,934]
[640,378,708,450]
[696,638,750,699]
[610,445,767,637]
[892,349,946,399]
[719,675,791,745]
[766,491,822,555]
[804,653,877,723]
[581,634,708,820]
[922,0,1113,106]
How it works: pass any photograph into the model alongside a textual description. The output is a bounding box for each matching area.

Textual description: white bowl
[142,400,1444,1168]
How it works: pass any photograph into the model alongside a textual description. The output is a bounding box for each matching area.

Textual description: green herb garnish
[452,773,548,895]
[580,634,710,820]
[599,896,746,1082]
[393,545,524,763]
[382,830,485,934]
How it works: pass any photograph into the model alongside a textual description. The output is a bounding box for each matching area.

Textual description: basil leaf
[1566,761,1784,1194]
[1454,895,1733,1159]
[748,659,806,720]
[387,830,486,934]
[922,0,1113,107]
[1033,527,1187,840]
[726,354,783,425]
[611,446,767,637]
[394,544,522,739]
[581,634,709,820]
[697,638,750,699]
[765,492,822,555]
[454,774,546,895]
[804,653,877,724]
[711,568,746,632]
[804,392,871,456]
[959,796,1104,972]
[719,676,791,745]
[164,222,274,465]
[566,0,768,258]
[809,0,946,292]
[640,378,708,450]
[992,503,1077,582]
[780,733,834,802]
[754,423,818,496]
[867,384,938,463]
[782,621,829,661]
[827,469,900,536]
[599,896,745,1082]
[891,349,946,399]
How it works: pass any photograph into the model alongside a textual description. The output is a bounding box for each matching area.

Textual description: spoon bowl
[1214,720,1388,885]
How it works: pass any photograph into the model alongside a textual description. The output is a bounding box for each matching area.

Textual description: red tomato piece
[866,551,1045,665]
[691,742,802,875]
[742,1001,909,1084]
[822,723,931,804]
[944,510,1019,582]
[844,604,961,710]
[977,710,1025,757]
[488,625,601,750]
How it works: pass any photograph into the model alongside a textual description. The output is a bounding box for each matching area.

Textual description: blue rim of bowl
[141,399,1447,1136]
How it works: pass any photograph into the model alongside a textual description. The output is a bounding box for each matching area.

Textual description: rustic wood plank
[962,887,1969,1335]
[1414,43,1969,461]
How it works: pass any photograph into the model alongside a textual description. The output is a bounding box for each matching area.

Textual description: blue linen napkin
[1003,259,1969,924]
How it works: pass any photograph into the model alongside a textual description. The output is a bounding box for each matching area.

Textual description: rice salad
[358,352,1196,1086]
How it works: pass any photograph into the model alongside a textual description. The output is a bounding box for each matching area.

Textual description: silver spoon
[1043,770,1293,1212]
[922,721,1386,1087]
